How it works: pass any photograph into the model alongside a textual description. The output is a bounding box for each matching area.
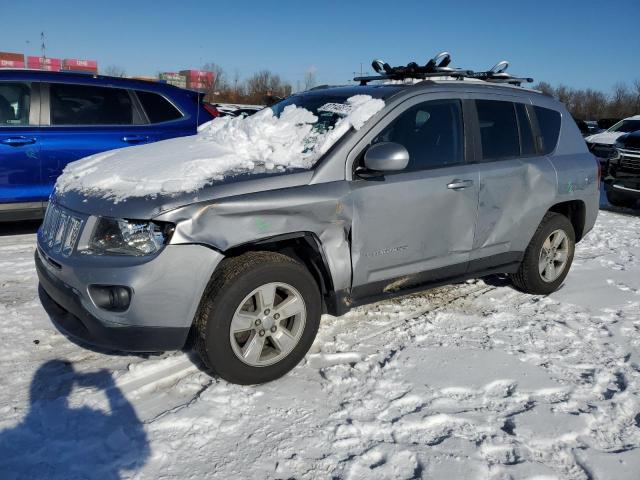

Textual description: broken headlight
[84,218,174,256]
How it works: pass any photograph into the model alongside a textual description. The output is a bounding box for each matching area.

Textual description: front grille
[41,203,83,257]
[618,149,640,174]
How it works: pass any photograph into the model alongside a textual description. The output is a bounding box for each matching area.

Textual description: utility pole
[352,62,369,83]
[40,32,46,60]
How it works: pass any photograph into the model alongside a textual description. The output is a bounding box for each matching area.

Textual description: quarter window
[0,82,31,126]
[476,100,520,161]
[49,83,133,125]
[372,99,464,171]
[136,90,182,123]
[534,106,561,154]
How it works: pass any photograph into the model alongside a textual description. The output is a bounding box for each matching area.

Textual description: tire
[606,188,636,208]
[511,212,575,295]
[194,251,321,385]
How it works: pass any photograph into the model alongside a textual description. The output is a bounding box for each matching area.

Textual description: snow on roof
[55,95,385,202]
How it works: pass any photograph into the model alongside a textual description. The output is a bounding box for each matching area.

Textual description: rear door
[349,95,480,297]
[0,80,44,217]
[38,82,154,197]
[471,98,558,265]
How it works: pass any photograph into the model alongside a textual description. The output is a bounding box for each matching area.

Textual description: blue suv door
[0,81,44,219]
[38,82,160,198]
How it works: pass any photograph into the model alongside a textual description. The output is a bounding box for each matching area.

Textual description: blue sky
[2,0,639,92]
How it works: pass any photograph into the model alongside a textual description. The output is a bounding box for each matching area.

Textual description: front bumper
[604,173,640,200]
[37,252,188,351]
[36,241,224,352]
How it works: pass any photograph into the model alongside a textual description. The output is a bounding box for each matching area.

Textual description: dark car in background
[585,116,640,165]
[605,130,640,208]
[0,69,213,221]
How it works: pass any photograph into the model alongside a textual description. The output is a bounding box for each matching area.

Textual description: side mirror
[363,142,409,172]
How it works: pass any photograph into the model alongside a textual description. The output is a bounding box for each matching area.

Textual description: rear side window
[516,103,536,155]
[534,106,561,154]
[476,100,520,160]
[136,90,182,123]
[0,82,31,126]
[49,83,133,125]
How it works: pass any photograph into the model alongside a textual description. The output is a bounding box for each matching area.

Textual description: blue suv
[0,69,213,221]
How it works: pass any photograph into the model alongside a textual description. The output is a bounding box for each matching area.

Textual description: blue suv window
[136,90,182,123]
[50,83,133,125]
[0,82,31,126]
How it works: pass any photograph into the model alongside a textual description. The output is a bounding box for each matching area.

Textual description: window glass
[608,119,640,133]
[534,106,561,154]
[476,100,520,160]
[50,83,133,125]
[372,99,464,171]
[516,103,536,155]
[136,90,182,123]
[0,82,31,126]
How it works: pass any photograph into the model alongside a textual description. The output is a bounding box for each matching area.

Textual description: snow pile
[55,95,384,201]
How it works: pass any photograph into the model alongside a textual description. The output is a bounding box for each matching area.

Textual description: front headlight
[84,218,175,256]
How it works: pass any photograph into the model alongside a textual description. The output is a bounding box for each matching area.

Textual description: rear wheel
[511,212,575,295]
[606,188,637,208]
[195,251,321,385]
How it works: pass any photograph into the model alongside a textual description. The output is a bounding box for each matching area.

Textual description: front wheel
[194,251,321,385]
[510,212,575,295]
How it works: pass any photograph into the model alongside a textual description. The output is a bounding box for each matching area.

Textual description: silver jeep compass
[36,56,600,384]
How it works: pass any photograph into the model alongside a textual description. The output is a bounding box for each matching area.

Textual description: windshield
[608,119,640,133]
[271,94,355,134]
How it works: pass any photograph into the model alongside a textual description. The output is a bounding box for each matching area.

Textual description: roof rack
[354,52,533,87]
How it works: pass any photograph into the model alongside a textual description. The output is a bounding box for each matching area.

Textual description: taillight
[597,158,602,183]
[203,103,220,118]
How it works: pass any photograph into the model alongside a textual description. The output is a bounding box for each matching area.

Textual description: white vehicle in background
[585,115,640,164]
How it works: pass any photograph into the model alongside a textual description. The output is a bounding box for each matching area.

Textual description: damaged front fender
[154,182,354,293]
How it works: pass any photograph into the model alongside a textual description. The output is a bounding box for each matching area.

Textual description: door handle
[122,135,149,144]
[447,179,474,190]
[1,136,37,146]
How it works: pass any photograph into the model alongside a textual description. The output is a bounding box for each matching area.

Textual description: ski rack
[354,53,533,87]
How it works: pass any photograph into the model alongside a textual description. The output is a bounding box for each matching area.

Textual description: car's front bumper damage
[36,241,224,352]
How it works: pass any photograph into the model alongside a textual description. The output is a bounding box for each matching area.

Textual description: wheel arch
[547,200,586,242]
[222,232,340,315]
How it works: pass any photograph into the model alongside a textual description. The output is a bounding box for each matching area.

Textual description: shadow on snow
[0,360,149,479]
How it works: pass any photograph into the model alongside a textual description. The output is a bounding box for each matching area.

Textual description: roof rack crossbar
[356,53,533,87]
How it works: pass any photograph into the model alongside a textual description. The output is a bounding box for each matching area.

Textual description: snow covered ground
[1,204,639,479]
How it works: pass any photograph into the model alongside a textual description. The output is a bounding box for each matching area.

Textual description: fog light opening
[89,285,132,312]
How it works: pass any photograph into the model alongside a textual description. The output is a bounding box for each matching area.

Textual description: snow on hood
[584,131,625,145]
[55,95,385,202]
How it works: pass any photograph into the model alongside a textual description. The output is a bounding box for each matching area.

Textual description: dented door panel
[472,155,557,259]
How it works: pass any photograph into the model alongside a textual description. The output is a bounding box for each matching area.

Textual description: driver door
[349,97,480,299]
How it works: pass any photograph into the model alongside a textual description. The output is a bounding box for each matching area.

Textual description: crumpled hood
[584,131,624,145]
[54,167,314,219]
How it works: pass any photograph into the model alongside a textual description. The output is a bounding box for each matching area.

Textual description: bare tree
[245,70,292,104]
[532,80,640,120]
[202,62,228,101]
[103,65,126,77]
